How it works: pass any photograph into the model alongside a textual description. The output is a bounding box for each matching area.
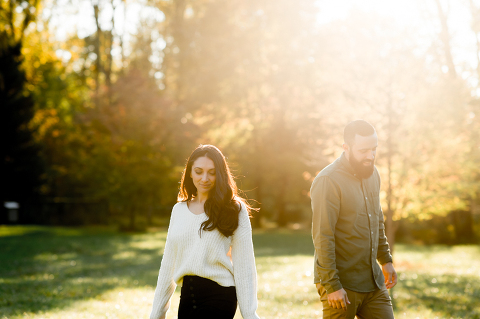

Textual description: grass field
[1,226,479,319]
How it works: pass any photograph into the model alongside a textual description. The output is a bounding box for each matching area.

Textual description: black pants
[178,275,237,319]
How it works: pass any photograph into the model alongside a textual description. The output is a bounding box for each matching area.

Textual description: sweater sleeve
[150,205,178,319]
[231,204,261,319]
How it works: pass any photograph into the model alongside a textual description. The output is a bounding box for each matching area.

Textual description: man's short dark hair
[344,120,376,146]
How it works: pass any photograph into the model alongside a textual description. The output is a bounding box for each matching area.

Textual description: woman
[150,144,261,319]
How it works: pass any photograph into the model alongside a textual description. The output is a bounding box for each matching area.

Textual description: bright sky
[316,0,477,74]
[46,0,478,76]
[46,0,165,40]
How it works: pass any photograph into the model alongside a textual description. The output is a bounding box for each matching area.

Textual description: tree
[0,38,43,216]
[155,0,331,226]
[307,7,477,249]
[1,0,43,222]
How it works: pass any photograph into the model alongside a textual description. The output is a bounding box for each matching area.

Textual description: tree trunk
[468,0,480,81]
[251,133,263,228]
[277,177,287,227]
[105,0,115,91]
[129,204,136,231]
[120,0,127,72]
[434,0,457,79]
[147,201,153,226]
[385,88,398,254]
[93,3,102,106]
[171,0,187,99]
[385,137,396,253]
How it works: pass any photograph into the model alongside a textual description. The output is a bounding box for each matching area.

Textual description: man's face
[343,133,378,179]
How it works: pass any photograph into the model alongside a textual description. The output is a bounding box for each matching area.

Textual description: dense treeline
[1,0,479,245]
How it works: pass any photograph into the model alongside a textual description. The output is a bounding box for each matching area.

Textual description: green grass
[1,225,479,319]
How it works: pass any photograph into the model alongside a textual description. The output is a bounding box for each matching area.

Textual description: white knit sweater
[150,201,260,319]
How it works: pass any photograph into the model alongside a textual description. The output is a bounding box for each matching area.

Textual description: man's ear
[342,143,349,152]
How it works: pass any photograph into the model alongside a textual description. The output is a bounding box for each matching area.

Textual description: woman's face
[190,155,216,196]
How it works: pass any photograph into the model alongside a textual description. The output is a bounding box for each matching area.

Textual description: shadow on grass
[395,273,480,318]
[0,226,166,317]
[2,227,478,319]
[394,244,480,318]
[0,227,313,317]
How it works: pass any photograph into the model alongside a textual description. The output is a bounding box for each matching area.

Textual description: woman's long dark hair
[178,144,251,237]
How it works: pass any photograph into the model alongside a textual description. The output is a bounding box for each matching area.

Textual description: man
[311,120,397,319]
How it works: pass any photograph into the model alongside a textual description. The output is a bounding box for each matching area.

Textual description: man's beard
[349,155,375,179]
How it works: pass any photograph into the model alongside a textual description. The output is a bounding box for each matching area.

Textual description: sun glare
[44,0,478,76]
[316,0,477,71]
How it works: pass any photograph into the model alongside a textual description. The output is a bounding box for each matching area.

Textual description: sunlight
[45,0,165,41]
[42,0,479,72]
[316,0,424,25]
[316,0,477,69]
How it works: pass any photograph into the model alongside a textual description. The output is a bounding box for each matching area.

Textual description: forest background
[2,0,480,249]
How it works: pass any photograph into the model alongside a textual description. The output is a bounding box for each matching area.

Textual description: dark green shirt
[311,152,392,294]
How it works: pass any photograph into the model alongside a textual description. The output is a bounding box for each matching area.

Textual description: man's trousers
[319,286,395,319]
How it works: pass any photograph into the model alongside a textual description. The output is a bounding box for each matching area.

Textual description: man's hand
[327,288,350,311]
[382,262,397,289]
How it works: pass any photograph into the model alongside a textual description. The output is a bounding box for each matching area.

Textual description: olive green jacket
[311,152,392,294]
